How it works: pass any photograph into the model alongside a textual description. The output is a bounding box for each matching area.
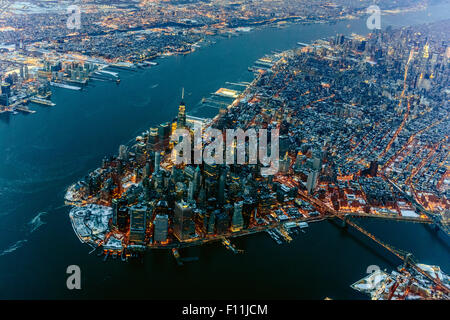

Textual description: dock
[172,248,184,266]
[30,97,56,107]
[14,106,36,114]
[221,238,243,254]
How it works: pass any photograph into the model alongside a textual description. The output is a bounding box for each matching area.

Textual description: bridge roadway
[296,190,450,296]
[342,211,434,224]
[387,179,450,236]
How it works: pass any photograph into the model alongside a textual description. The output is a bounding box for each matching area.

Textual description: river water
[0,3,449,299]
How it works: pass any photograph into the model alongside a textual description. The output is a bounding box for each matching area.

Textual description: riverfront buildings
[65,18,450,299]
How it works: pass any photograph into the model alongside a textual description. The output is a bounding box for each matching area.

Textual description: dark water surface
[0,3,449,299]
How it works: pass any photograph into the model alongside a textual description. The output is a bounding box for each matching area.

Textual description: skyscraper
[218,170,226,204]
[312,157,321,171]
[188,181,195,202]
[215,211,230,234]
[369,160,378,177]
[118,145,128,161]
[306,170,319,194]
[177,88,186,129]
[147,127,159,150]
[153,214,168,243]
[117,207,129,232]
[173,201,194,241]
[193,165,201,192]
[1,83,11,97]
[231,201,244,232]
[111,198,119,226]
[207,210,216,234]
[154,152,161,173]
[129,204,147,244]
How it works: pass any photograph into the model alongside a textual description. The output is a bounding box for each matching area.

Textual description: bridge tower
[402,253,412,269]
[341,216,347,228]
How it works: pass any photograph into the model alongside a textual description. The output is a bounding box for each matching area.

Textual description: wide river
[0,3,449,299]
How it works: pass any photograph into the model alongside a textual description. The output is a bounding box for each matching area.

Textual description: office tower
[158,122,171,143]
[184,166,195,180]
[205,178,217,199]
[306,170,319,194]
[173,201,194,241]
[369,160,378,177]
[279,152,291,174]
[177,88,186,129]
[218,170,226,204]
[153,214,168,243]
[154,152,161,173]
[198,187,206,206]
[215,211,229,235]
[188,181,195,202]
[231,201,244,232]
[223,203,233,217]
[154,171,164,193]
[129,205,147,244]
[117,207,129,232]
[112,198,119,226]
[143,160,152,178]
[279,135,290,155]
[148,127,159,150]
[154,200,169,216]
[118,145,128,161]
[193,165,201,192]
[312,157,321,171]
[207,211,216,234]
[0,94,8,107]
[1,83,11,97]
[294,152,302,171]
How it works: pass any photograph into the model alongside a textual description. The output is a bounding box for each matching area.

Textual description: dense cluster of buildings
[0,52,49,114]
[232,20,449,218]
[0,0,432,62]
[66,20,449,257]
[352,264,450,300]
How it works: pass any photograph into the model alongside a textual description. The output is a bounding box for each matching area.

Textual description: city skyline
[0,0,449,304]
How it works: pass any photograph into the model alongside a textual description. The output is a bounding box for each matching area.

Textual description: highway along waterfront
[0,3,449,299]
